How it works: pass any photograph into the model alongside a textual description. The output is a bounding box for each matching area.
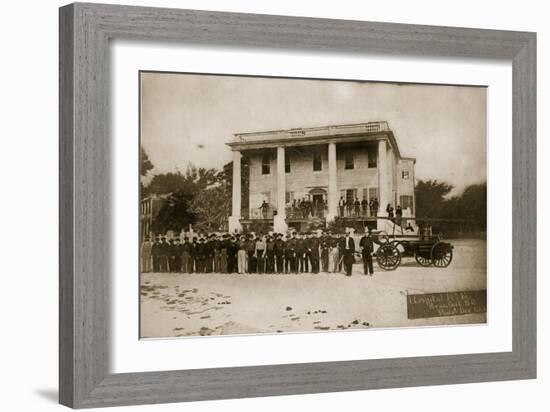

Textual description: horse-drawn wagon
[371,230,454,271]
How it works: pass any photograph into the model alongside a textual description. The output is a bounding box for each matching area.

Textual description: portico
[227,121,415,232]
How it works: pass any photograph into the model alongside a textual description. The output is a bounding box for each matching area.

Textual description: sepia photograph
[139,71,487,339]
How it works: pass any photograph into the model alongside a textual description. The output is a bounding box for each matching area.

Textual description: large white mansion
[226,121,416,233]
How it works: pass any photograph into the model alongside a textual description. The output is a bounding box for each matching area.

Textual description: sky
[140,72,486,195]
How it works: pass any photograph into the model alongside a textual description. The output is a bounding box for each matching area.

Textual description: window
[367,148,377,168]
[400,195,414,213]
[344,150,354,169]
[346,189,357,205]
[313,147,322,171]
[402,170,410,179]
[368,187,379,201]
[285,152,290,173]
[261,153,270,175]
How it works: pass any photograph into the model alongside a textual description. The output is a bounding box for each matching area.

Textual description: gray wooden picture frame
[59,2,536,409]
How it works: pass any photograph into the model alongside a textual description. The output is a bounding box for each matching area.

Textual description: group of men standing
[141,229,375,277]
[338,197,380,218]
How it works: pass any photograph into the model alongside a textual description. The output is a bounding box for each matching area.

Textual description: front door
[312,194,324,217]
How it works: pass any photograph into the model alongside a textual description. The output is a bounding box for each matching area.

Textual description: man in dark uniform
[181,237,191,273]
[304,233,313,273]
[197,237,207,273]
[285,233,297,274]
[320,232,330,273]
[226,236,236,273]
[361,197,369,216]
[265,235,275,273]
[190,237,198,273]
[274,233,285,274]
[159,236,171,272]
[204,235,214,273]
[342,231,355,276]
[219,234,229,273]
[169,238,182,272]
[309,233,320,274]
[212,234,221,273]
[359,229,374,276]
[151,237,161,272]
[246,234,257,273]
[296,233,307,273]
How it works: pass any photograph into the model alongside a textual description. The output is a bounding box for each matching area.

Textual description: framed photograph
[59,2,536,408]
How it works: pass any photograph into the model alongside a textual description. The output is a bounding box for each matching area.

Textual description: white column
[327,142,337,222]
[378,139,389,230]
[228,150,242,233]
[274,146,288,233]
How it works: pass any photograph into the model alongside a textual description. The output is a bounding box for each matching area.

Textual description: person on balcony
[361,197,369,216]
[354,198,361,217]
[386,203,394,220]
[260,200,269,219]
[338,196,345,217]
[371,197,379,217]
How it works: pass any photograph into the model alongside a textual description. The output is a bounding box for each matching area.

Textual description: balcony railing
[242,205,382,220]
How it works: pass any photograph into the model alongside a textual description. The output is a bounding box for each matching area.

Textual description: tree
[140,147,154,199]
[190,184,231,232]
[144,164,225,233]
[140,146,154,176]
[415,179,454,219]
[151,190,196,234]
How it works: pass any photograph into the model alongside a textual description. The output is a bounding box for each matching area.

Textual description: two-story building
[226,121,415,233]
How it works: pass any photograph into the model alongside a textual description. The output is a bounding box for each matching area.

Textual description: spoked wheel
[376,244,401,271]
[430,242,453,268]
[414,252,432,267]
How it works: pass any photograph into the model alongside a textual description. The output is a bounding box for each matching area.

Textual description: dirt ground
[140,238,486,338]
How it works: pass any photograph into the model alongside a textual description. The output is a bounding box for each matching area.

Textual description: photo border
[59,3,536,408]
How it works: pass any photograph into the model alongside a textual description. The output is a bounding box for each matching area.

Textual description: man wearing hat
[285,233,297,274]
[195,237,206,273]
[296,233,307,273]
[181,236,191,273]
[151,236,161,272]
[359,228,374,276]
[169,238,182,272]
[320,232,330,273]
[140,237,153,273]
[265,235,275,273]
[226,235,236,273]
[342,231,355,276]
[309,232,320,274]
[157,236,170,272]
[274,233,285,274]
[246,234,257,273]
[219,234,229,273]
[190,237,198,273]
[237,235,248,274]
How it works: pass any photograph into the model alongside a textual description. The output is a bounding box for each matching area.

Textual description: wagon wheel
[376,244,401,271]
[430,242,453,268]
[414,252,432,267]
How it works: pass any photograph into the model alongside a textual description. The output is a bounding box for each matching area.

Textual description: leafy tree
[144,164,226,233]
[415,179,454,219]
[140,147,154,199]
[151,190,196,234]
[190,184,231,232]
[140,146,154,176]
